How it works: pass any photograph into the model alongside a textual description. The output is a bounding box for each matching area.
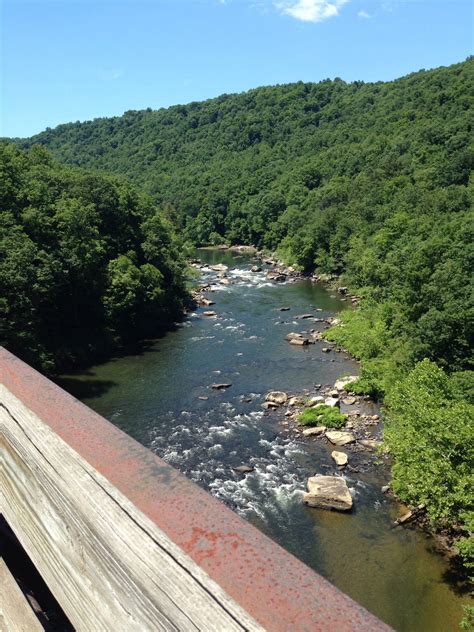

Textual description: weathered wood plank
[0,558,44,632]
[0,385,262,632]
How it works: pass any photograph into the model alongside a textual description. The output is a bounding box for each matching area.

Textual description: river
[60,249,468,631]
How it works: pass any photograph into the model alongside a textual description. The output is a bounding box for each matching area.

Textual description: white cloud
[357,9,370,18]
[275,0,349,23]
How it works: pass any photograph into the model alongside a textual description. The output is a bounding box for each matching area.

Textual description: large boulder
[303,475,353,511]
[326,431,356,446]
[265,391,288,405]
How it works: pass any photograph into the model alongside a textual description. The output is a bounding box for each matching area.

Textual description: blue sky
[1,0,472,137]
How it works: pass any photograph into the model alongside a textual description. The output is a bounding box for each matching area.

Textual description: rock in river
[303,475,353,511]
[200,298,215,307]
[210,263,228,272]
[289,338,309,346]
[326,431,356,446]
[211,383,232,390]
[265,391,288,405]
[233,465,255,474]
[302,426,326,437]
[331,451,348,466]
[285,332,304,341]
[262,401,279,410]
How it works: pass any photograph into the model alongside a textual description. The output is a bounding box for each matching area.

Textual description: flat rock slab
[302,426,326,437]
[326,431,356,446]
[303,475,353,511]
[289,338,309,346]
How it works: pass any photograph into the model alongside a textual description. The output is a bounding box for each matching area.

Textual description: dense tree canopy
[0,142,189,372]
[18,59,473,374]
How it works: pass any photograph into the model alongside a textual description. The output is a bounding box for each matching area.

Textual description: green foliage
[460,606,474,631]
[324,304,406,397]
[385,359,473,552]
[299,404,346,429]
[0,142,189,372]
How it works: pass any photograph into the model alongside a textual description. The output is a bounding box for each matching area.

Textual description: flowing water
[61,249,469,631]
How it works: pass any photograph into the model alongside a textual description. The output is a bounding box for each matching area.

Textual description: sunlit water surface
[61,250,469,631]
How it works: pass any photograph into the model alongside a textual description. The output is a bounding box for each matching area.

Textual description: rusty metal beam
[0,347,391,631]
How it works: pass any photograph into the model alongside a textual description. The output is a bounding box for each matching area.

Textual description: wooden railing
[0,347,390,631]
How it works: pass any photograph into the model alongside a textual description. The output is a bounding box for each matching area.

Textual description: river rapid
[61,249,468,631]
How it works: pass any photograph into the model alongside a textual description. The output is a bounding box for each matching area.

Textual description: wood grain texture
[0,558,43,632]
[0,385,263,632]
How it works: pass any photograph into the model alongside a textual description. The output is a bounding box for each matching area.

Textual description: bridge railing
[0,347,390,631]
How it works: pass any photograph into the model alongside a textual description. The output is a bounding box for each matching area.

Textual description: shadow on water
[56,331,176,400]
[441,554,474,597]
[55,375,118,400]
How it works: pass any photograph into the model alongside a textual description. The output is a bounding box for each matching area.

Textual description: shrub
[385,359,474,530]
[299,405,346,428]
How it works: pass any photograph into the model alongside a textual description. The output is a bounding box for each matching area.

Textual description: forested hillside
[11,59,474,575]
[19,59,473,373]
[0,142,189,372]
